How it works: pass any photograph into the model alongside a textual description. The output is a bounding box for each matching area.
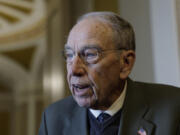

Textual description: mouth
[72,84,92,96]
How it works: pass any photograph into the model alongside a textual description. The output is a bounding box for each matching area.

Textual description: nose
[69,55,86,76]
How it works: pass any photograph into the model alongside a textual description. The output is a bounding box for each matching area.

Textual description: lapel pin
[138,127,147,135]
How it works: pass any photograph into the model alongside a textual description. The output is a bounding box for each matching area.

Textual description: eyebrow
[64,44,103,51]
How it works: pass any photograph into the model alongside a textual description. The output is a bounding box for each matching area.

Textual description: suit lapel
[118,78,155,135]
[65,106,88,135]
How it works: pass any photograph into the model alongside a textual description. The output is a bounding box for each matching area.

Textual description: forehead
[66,18,115,50]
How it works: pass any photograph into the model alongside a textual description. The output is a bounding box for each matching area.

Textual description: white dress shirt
[89,81,127,118]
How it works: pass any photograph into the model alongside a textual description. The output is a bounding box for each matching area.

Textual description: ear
[119,50,135,80]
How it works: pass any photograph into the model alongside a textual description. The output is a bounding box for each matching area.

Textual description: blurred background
[0,0,180,135]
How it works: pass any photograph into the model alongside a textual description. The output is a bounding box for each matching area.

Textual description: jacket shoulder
[45,96,78,116]
[133,81,180,105]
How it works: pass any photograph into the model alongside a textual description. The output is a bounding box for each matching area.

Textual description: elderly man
[39,12,180,135]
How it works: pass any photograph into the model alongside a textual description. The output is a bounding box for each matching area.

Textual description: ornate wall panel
[0,0,47,135]
[0,0,120,135]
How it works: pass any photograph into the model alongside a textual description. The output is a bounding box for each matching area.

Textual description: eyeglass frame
[62,45,128,65]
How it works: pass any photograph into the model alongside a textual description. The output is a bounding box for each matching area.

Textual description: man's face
[66,19,123,110]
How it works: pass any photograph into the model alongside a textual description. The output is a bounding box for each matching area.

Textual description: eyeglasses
[62,48,125,64]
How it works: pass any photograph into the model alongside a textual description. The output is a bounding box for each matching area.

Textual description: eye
[64,50,74,60]
[84,49,98,59]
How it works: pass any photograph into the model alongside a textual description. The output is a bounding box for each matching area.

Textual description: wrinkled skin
[66,18,135,110]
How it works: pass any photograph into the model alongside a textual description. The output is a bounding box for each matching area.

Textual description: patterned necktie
[97,113,111,123]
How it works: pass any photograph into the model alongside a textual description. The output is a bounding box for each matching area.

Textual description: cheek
[87,65,109,94]
[92,61,119,80]
[88,60,120,91]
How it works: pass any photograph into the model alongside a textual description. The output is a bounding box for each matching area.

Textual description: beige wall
[119,0,180,86]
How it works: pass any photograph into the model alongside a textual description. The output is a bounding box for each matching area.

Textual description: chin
[74,96,96,108]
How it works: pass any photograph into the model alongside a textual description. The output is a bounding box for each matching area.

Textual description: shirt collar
[89,81,127,118]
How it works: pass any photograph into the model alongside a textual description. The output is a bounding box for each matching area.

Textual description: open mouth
[73,84,90,89]
[72,84,91,96]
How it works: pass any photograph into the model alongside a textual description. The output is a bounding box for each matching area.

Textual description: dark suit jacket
[39,79,180,135]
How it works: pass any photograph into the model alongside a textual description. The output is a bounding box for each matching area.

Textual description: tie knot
[97,113,111,123]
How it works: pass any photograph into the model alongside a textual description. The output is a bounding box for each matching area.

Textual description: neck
[91,79,126,111]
